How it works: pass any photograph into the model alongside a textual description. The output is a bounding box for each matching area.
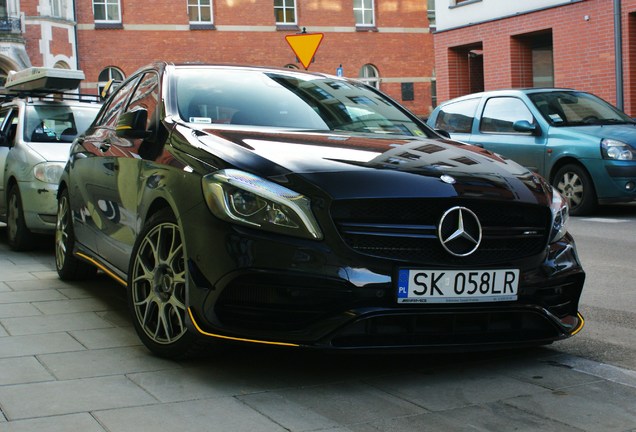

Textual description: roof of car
[130,61,338,80]
[437,88,579,106]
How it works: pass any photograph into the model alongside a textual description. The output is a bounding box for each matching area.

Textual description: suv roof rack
[0,67,100,104]
[4,67,84,92]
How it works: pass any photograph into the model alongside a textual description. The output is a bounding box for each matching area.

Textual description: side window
[480,97,534,134]
[434,98,479,133]
[126,72,159,129]
[0,108,16,145]
[98,75,141,128]
[126,72,162,159]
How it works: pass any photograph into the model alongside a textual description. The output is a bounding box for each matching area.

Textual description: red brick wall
[72,0,434,115]
[434,0,636,116]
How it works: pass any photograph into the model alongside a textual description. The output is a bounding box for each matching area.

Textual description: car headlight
[549,186,569,243]
[601,139,635,160]
[33,162,65,184]
[202,169,323,240]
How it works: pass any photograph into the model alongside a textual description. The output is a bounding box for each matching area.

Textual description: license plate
[397,269,519,304]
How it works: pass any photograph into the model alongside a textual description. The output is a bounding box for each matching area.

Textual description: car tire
[55,188,97,280]
[553,164,597,216]
[6,184,36,251]
[128,208,205,359]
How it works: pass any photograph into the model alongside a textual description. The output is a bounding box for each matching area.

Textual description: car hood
[26,142,72,162]
[556,123,636,145]
[193,128,551,205]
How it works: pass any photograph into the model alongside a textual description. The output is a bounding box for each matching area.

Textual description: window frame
[188,0,214,25]
[354,0,375,27]
[93,0,122,24]
[274,0,297,26]
[359,64,380,90]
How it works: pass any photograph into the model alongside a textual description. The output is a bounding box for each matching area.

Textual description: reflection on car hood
[26,142,72,162]
[557,123,636,144]
[195,128,549,205]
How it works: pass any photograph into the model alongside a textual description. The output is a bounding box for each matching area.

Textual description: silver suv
[0,92,100,250]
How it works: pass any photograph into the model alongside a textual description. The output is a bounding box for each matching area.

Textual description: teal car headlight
[549,186,569,243]
[202,169,323,240]
[601,138,635,160]
[33,162,65,184]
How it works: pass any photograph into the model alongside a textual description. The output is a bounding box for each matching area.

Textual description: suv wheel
[128,208,205,359]
[553,164,597,216]
[55,188,97,280]
[6,184,36,251]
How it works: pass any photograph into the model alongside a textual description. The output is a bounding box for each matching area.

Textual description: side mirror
[435,129,451,139]
[513,120,540,135]
[116,108,151,139]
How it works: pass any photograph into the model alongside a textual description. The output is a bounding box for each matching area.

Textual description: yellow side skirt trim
[75,252,128,287]
[187,308,300,347]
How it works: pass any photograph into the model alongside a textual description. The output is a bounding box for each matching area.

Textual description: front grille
[329,310,562,348]
[215,273,357,331]
[332,198,550,265]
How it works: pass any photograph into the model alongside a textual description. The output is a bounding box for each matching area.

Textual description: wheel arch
[549,157,591,184]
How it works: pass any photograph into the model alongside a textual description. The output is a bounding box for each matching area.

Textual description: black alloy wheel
[553,164,597,216]
[55,188,97,280]
[128,208,205,359]
[6,184,36,251]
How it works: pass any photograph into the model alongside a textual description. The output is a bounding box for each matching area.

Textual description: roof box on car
[4,67,85,92]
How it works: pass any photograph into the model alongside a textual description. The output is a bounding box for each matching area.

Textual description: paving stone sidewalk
[1,230,635,432]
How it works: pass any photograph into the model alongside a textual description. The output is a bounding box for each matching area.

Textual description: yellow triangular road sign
[285,33,324,70]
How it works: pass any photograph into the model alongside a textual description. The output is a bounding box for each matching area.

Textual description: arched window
[98,66,125,96]
[54,61,71,69]
[359,64,380,89]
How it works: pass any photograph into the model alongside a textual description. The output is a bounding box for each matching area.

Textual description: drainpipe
[72,0,80,71]
[614,0,624,110]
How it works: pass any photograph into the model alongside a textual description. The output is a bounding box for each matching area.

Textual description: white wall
[434,0,576,31]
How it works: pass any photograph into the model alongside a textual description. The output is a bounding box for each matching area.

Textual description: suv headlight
[33,162,65,184]
[601,139,635,160]
[202,169,323,240]
[549,186,569,243]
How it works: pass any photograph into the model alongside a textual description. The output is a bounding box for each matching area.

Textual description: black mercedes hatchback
[55,62,585,358]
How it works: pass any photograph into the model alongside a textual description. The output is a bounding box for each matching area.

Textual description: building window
[51,0,66,18]
[93,0,121,23]
[275,0,296,25]
[359,64,379,89]
[98,66,125,97]
[354,0,374,26]
[188,0,213,24]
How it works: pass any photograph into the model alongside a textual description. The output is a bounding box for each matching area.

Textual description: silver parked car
[0,69,101,250]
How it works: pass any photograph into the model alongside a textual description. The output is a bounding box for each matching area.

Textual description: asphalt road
[553,203,636,371]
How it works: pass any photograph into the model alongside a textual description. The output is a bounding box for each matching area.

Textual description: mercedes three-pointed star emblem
[438,206,482,257]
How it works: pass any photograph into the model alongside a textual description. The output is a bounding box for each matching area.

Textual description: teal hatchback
[427,89,636,215]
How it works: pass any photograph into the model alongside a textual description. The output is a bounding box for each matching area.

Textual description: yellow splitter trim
[188,308,300,347]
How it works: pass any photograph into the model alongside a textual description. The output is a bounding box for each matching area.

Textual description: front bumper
[181,203,585,350]
[19,180,59,233]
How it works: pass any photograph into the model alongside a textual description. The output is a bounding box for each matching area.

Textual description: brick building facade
[0,1,436,116]
[433,0,636,116]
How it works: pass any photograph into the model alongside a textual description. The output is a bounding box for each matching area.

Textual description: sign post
[285,31,324,70]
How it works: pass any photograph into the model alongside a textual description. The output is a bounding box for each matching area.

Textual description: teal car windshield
[175,68,428,137]
[529,91,635,127]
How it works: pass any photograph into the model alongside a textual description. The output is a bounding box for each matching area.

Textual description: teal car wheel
[553,164,597,216]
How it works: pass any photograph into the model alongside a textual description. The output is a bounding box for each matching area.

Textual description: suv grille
[332,198,551,265]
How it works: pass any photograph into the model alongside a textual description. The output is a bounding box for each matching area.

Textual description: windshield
[529,91,635,126]
[25,105,99,143]
[174,68,429,137]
